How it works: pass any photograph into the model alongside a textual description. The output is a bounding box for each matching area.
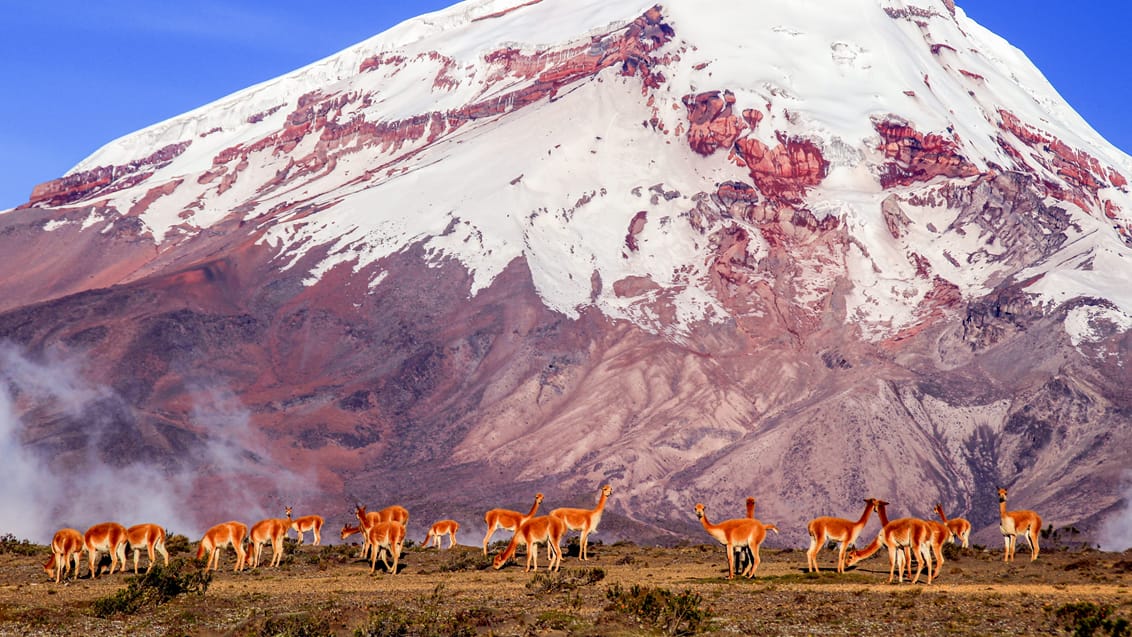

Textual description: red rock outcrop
[742,108,763,129]
[885,6,946,21]
[714,181,760,217]
[998,109,1124,194]
[682,90,747,156]
[885,276,963,345]
[432,54,460,91]
[754,203,842,249]
[28,142,192,207]
[997,109,1129,216]
[733,134,829,204]
[625,211,648,253]
[679,87,823,205]
[1105,200,1121,219]
[709,224,752,286]
[246,104,285,124]
[875,119,979,188]
[358,53,407,74]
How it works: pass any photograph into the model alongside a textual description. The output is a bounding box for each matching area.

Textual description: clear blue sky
[1,1,1128,210]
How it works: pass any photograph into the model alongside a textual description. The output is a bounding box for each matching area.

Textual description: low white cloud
[0,342,317,544]
[1097,472,1132,552]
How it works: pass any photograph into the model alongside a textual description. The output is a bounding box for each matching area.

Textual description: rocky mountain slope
[2,0,1131,548]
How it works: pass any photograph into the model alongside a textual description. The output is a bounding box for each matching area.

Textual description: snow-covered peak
[30,0,1132,343]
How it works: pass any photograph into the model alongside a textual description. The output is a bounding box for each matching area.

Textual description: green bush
[0,533,40,556]
[605,583,710,636]
[165,533,192,555]
[561,536,602,558]
[352,604,476,637]
[437,548,490,573]
[316,542,361,566]
[352,585,483,637]
[526,567,605,593]
[257,613,332,637]
[942,542,963,561]
[1052,602,1131,637]
[91,559,211,618]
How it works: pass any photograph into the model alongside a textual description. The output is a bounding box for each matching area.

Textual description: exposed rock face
[2,0,1132,548]
[683,90,746,156]
[875,118,979,188]
[625,210,648,252]
[733,135,829,204]
[997,109,1130,228]
[681,89,828,204]
[29,142,192,207]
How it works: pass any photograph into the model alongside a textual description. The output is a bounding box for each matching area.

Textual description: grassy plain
[1,536,1130,636]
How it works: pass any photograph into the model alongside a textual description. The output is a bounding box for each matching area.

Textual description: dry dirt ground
[1,537,1131,636]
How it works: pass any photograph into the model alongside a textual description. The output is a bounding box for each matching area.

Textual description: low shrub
[526,567,605,593]
[91,559,211,618]
[352,604,476,637]
[537,609,585,631]
[1052,602,1130,637]
[164,533,192,555]
[0,533,39,556]
[352,584,488,637]
[942,542,963,561]
[605,583,710,636]
[256,613,331,637]
[437,548,489,572]
[316,542,360,566]
[562,537,603,558]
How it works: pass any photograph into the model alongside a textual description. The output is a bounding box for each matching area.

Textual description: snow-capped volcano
[2,0,1131,546]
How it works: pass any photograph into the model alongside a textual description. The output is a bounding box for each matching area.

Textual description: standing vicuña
[805,498,881,573]
[355,504,409,559]
[998,487,1041,561]
[249,517,290,568]
[126,523,170,574]
[922,518,952,581]
[197,521,248,572]
[550,484,612,560]
[492,515,565,572]
[847,517,935,584]
[425,520,460,549]
[365,521,406,575]
[482,493,543,556]
[932,503,972,549]
[44,528,84,583]
[848,499,911,581]
[285,506,324,545]
[694,503,776,579]
[84,522,128,578]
